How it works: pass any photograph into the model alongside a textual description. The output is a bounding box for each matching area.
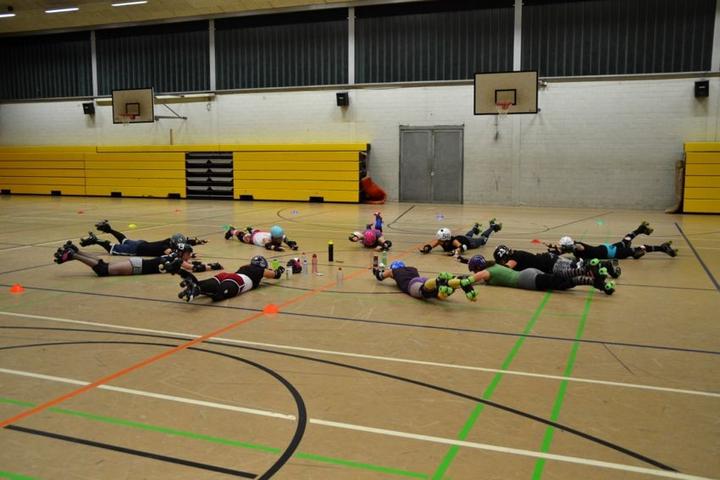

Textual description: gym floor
[0,196,718,480]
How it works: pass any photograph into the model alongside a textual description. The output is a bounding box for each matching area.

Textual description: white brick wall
[1,77,717,209]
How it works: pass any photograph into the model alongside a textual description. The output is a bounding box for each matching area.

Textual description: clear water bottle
[311,253,318,274]
[302,253,308,275]
[380,250,388,267]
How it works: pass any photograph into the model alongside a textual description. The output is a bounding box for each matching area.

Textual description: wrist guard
[420,244,432,254]
[286,240,298,250]
[381,240,392,251]
[208,262,223,270]
[191,261,207,272]
[273,266,285,279]
[373,267,385,281]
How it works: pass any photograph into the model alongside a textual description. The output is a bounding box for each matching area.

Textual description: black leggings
[535,274,575,291]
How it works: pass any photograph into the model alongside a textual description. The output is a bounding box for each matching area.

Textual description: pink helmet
[362,230,377,247]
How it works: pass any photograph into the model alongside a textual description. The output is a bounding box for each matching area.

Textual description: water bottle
[372,255,379,270]
[336,267,343,286]
[311,253,318,274]
[271,259,280,270]
[328,240,334,262]
[302,253,308,275]
[380,250,388,267]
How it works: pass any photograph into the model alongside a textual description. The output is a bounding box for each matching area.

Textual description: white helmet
[559,236,574,247]
[436,228,452,241]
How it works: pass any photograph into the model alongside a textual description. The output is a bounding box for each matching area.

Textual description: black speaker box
[82,102,95,115]
[695,80,709,98]
[336,92,349,106]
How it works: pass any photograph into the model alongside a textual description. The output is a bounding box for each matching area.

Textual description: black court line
[0,327,677,473]
[0,340,307,480]
[0,262,55,277]
[6,425,257,478]
[541,211,614,233]
[1,283,718,357]
[387,205,416,227]
[675,222,720,292]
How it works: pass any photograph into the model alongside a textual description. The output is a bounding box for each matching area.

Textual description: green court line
[431,291,553,480]
[531,289,594,479]
[0,397,427,479]
[0,471,38,480]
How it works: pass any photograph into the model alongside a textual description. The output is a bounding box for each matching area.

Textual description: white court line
[0,368,293,420]
[1,311,718,400]
[0,367,712,480]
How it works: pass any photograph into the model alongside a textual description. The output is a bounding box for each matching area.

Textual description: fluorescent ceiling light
[112,1,148,6]
[45,7,79,13]
[0,13,16,18]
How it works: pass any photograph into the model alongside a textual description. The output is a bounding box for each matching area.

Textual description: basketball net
[496,101,512,118]
[119,113,137,127]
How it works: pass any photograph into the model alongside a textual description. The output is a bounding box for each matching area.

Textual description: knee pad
[92,260,110,277]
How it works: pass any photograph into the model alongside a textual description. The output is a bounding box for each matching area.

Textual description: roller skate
[53,242,77,264]
[632,247,647,259]
[95,219,112,233]
[178,278,201,303]
[80,231,99,247]
[224,226,236,240]
[600,259,621,279]
[636,221,653,236]
[601,280,616,296]
[489,218,503,233]
[587,258,609,291]
[437,285,455,300]
[471,222,482,235]
[660,241,678,257]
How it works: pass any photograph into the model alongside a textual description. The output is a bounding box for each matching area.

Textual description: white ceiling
[0,0,367,35]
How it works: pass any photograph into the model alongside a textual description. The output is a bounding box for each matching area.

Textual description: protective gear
[286,258,302,274]
[420,244,432,254]
[174,242,193,254]
[250,255,268,269]
[380,240,392,251]
[92,259,109,276]
[224,226,236,240]
[373,267,386,281]
[559,236,574,248]
[161,255,182,274]
[660,241,678,257]
[273,266,286,279]
[80,232,99,247]
[265,243,283,251]
[493,245,512,264]
[191,261,207,273]
[286,240,298,250]
[363,230,377,247]
[171,233,187,246]
[436,228,452,241]
[468,255,488,272]
[389,260,405,270]
[188,236,207,245]
[270,225,284,239]
[178,277,201,302]
[208,262,223,271]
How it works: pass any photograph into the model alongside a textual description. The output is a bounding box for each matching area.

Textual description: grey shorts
[111,239,142,256]
[129,257,143,275]
[518,269,542,290]
[407,277,429,298]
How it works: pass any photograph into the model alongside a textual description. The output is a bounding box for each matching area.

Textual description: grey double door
[399,126,463,203]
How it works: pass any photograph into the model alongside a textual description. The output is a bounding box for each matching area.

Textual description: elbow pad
[461,244,468,252]
[373,267,385,281]
[191,261,207,273]
[381,240,392,251]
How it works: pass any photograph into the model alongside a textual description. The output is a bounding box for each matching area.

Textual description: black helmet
[493,245,512,264]
[250,255,268,269]
[174,242,193,254]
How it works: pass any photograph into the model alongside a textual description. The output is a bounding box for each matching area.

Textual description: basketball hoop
[119,113,137,126]
[496,101,512,117]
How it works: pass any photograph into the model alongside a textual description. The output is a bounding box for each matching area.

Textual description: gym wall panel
[216,10,347,89]
[356,0,514,83]
[0,31,92,100]
[522,0,715,76]
[684,142,720,214]
[0,148,87,195]
[96,21,209,95]
[85,151,185,198]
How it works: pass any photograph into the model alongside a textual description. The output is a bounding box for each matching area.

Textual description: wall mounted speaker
[695,80,709,98]
[82,102,95,115]
[336,92,349,106]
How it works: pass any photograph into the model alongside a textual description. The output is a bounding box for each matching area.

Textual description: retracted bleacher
[684,142,720,214]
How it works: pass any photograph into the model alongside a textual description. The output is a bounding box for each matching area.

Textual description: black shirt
[440,236,470,252]
[236,264,266,289]
[573,242,608,259]
[509,250,557,273]
[136,239,173,256]
[140,257,166,274]
[392,266,421,293]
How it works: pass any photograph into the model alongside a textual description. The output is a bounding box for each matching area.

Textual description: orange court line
[0,245,418,429]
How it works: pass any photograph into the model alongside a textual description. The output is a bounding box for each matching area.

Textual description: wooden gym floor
[0,196,718,480]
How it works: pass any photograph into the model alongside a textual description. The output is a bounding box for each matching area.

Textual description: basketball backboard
[112,88,154,124]
[474,71,538,115]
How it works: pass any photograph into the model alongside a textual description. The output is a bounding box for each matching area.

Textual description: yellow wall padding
[0,144,368,202]
[684,143,720,213]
